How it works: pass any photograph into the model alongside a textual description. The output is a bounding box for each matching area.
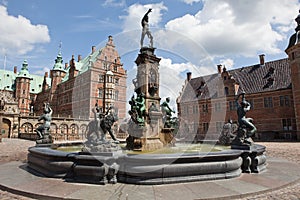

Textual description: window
[202,104,208,113]
[264,97,273,108]
[115,78,119,85]
[98,88,103,98]
[103,63,107,70]
[282,119,292,130]
[280,96,290,107]
[99,75,104,82]
[203,123,209,132]
[193,105,198,114]
[0,99,4,110]
[215,102,221,112]
[106,75,113,83]
[224,87,229,96]
[22,99,25,104]
[23,90,25,94]
[106,90,113,99]
[115,90,119,100]
[229,101,237,111]
[182,105,189,115]
[114,65,118,72]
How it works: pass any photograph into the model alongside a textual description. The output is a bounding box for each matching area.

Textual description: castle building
[177,56,296,141]
[0,36,127,139]
[177,11,300,142]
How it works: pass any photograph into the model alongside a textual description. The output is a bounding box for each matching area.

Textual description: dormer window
[267,77,274,85]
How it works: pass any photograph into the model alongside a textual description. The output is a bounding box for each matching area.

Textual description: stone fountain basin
[27,144,266,185]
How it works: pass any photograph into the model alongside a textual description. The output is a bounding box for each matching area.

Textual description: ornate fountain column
[127,47,164,151]
[134,47,161,113]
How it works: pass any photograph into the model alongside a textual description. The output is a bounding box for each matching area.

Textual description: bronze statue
[161,97,175,128]
[140,8,153,48]
[232,92,257,146]
[35,103,53,144]
[100,106,119,143]
[128,92,146,126]
[86,106,119,144]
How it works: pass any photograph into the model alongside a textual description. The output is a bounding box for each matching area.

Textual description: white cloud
[120,2,167,32]
[182,0,202,5]
[165,0,298,57]
[158,58,215,111]
[220,58,234,69]
[103,0,126,7]
[0,6,50,56]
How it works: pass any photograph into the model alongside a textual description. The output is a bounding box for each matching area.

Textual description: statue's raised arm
[140,8,153,48]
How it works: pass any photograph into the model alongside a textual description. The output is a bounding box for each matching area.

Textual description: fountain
[27,9,266,185]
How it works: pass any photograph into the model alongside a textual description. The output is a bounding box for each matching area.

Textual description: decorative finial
[59,41,62,53]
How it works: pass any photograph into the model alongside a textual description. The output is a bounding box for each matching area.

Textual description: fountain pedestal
[126,47,168,151]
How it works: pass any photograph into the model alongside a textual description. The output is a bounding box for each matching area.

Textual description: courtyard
[0,138,299,200]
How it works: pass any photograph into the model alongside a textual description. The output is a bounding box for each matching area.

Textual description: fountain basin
[27,143,266,185]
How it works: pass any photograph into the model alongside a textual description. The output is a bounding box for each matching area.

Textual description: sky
[0,0,299,111]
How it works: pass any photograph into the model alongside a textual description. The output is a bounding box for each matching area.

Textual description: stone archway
[1,118,11,138]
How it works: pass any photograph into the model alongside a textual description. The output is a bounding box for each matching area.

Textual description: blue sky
[0,0,299,110]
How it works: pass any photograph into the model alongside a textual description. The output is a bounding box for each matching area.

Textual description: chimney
[217,64,222,73]
[13,66,17,74]
[44,72,48,78]
[187,72,192,81]
[92,46,96,53]
[259,54,265,65]
[65,63,68,69]
[78,55,82,62]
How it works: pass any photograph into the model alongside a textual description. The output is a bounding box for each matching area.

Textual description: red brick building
[34,36,127,120]
[177,56,297,141]
[0,36,127,138]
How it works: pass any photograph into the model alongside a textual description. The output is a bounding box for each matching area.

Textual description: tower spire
[59,41,62,54]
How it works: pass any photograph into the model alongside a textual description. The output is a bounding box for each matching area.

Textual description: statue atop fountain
[35,102,53,145]
[140,8,153,48]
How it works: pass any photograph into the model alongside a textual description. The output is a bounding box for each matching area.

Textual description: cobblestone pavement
[0,139,34,200]
[237,142,300,200]
[0,139,299,199]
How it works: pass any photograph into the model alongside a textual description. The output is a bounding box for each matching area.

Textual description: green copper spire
[17,60,31,79]
[52,52,65,71]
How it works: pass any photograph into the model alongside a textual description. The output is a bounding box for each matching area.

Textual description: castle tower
[15,60,32,115]
[285,10,300,140]
[134,47,161,113]
[50,52,66,112]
